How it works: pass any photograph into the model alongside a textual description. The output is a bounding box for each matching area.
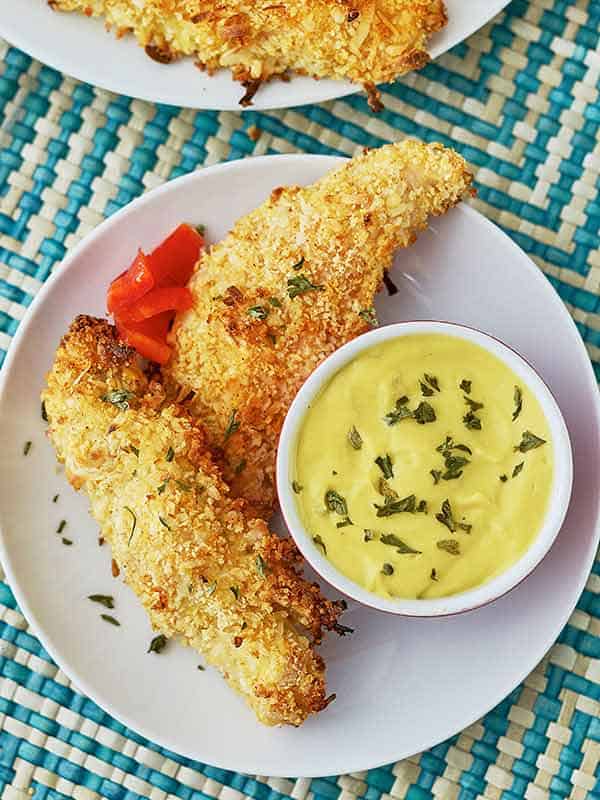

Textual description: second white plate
[1,0,510,110]
[0,154,598,777]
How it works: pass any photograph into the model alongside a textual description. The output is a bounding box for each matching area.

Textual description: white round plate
[0,1,510,110]
[0,155,598,778]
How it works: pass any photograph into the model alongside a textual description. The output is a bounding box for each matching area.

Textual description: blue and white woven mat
[1,1,600,798]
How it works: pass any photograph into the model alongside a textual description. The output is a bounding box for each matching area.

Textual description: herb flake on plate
[148,634,168,653]
[88,594,114,609]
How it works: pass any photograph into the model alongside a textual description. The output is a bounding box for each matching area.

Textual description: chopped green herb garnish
[435,499,456,533]
[423,374,440,393]
[175,479,192,491]
[195,224,206,235]
[230,586,240,600]
[205,581,217,596]
[499,474,508,482]
[255,554,267,578]
[313,535,327,554]
[383,404,413,425]
[363,529,375,542]
[101,389,135,411]
[292,256,305,271]
[125,506,137,545]
[325,489,348,516]
[234,459,247,475]
[101,614,120,626]
[380,533,421,555]
[431,568,439,581]
[287,274,323,299]
[292,480,303,494]
[129,445,139,458]
[512,386,523,422]
[157,479,169,494]
[57,520,67,534]
[147,634,167,654]
[375,454,394,479]
[420,381,434,397]
[247,305,269,320]
[437,540,460,556]
[436,436,472,457]
[359,307,378,327]
[413,401,436,425]
[417,500,428,513]
[463,396,483,430]
[336,517,353,528]
[197,664,205,671]
[515,430,546,452]
[464,396,484,413]
[52,494,59,503]
[41,402,48,422]
[460,379,472,394]
[88,594,114,609]
[381,563,394,576]
[62,538,73,546]
[512,462,524,478]
[442,454,470,481]
[224,409,240,442]
[166,446,175,462]
[158,516,171,530]
[431,469,442,485]
[268,297,282,307]
[463,411,482,430]
[348,426,363,450]
[435,499,471,534]
[23,441,32,456]
[375,494,416,517]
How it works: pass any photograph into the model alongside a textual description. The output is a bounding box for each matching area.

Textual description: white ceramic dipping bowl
[276,321,573,617]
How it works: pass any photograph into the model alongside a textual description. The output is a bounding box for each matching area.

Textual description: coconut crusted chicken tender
[49,0,446,107]
[42,316,344,727]
[165,141,474,518]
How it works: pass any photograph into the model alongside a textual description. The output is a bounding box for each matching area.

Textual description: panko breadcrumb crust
[166,141,474,518]
[42,316,344,727]
[48,0,447,106]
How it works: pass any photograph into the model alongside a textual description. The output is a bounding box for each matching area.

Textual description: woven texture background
[1,0,600,798]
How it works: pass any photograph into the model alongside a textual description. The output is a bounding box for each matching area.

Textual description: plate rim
[0,0,511,111]
[0,152,599,777]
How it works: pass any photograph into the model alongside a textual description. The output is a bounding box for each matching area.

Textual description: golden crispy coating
[42,316,344,726]
[165,141,474,518]
[49,0,446,104]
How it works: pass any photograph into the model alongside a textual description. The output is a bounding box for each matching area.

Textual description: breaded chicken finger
[166,141,474,517]
[42,316,344,726]
[50,0,447,106]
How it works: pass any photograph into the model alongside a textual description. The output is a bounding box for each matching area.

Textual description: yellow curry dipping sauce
[293,334,553,600]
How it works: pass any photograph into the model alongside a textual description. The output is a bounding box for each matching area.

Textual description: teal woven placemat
[1,1,600,798]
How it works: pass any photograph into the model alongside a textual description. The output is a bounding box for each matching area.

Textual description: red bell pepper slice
[116,321,172,365]
[148,223,204,286]
[107,250,155,313]
[121,287,193,323]
[115,310,173,340]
